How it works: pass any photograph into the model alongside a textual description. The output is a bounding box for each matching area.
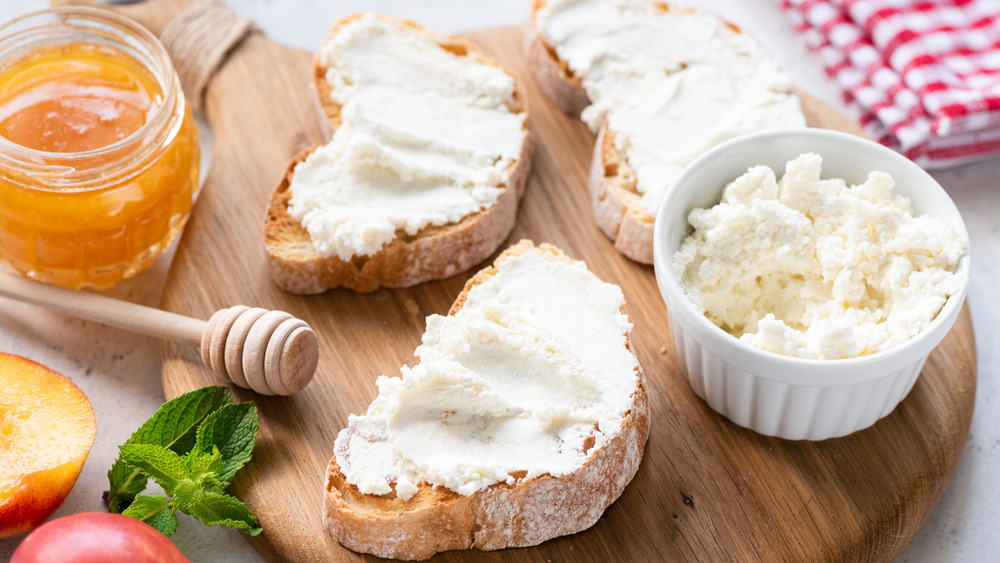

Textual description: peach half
[0,353,97,539]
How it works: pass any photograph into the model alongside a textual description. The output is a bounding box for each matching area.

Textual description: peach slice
[0,353,97,539]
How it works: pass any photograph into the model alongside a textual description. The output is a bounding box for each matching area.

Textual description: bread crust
[524,4,589,117]
[264,14,533,293]
[589,122,655,264]
[323,241,650,560]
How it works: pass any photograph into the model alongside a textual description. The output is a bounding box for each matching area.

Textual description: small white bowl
[652,129,971,441]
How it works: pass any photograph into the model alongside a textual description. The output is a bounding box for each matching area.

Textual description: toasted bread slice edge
[589,123,656,264]
[524,2,590,117]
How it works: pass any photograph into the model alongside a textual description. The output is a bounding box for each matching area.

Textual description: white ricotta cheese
[288,15,527,260]
[672,153,967,359]
[535,0,807,218]
[334,247,640,499]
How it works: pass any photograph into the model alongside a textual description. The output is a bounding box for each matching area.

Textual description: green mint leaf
[185,491,262,536]
[105,466,147,514]
[107,386,230,512]
[192,402,259,488]
[119,444,192,496]
[187,448,225,492]
[170,479,203,514]
[122,494,178,537]
[131,386,232,453]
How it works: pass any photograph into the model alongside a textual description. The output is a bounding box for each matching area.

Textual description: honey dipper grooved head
[201,306,318,395]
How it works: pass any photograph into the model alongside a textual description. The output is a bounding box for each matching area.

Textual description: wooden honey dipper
[0,272,318,395]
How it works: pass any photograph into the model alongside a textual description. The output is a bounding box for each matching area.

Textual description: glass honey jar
[0,7,199,289]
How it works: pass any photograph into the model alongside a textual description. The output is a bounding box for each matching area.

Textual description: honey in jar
[0,8,199,289]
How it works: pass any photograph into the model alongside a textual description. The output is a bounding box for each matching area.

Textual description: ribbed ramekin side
[670,311,732,413]
[805,356,925,440]
[667,309,932,440]
[880,356,927,419]
[668,310,700,397]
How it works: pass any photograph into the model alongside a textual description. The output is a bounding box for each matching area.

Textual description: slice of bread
[324,240,650,560]
[264,14,532,293]
[527,0,804,265]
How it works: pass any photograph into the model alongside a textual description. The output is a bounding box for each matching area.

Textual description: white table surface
[0,1,995,561]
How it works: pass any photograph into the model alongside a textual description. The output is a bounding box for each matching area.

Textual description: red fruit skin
[10,512,190,563]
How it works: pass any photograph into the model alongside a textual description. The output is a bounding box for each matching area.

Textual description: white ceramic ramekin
[652,129,971,440]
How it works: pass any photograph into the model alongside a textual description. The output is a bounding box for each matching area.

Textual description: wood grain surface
[76,1,977,560]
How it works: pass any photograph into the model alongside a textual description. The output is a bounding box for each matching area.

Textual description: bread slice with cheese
[324,240,649,560]
[264,14,532,293]
[527,0,806,264]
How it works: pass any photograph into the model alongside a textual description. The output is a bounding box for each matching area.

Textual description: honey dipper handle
[0,271,206,346]
[0,271,318,395]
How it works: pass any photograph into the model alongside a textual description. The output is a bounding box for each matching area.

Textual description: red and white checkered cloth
[781,0,1000,168]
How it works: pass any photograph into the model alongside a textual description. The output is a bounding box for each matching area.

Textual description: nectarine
[11,512,189,563]
[0,353,96,539]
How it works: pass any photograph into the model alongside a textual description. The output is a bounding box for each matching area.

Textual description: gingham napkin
[781,0,1000,168]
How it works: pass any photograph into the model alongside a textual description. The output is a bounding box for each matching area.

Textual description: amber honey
[0,8,199,289]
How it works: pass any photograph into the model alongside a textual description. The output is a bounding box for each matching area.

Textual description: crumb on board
[404,298,420,319]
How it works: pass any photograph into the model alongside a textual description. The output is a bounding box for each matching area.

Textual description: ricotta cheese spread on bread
[334,246,639,499]
[288,14,527,260]
[535,0,806,218]
[672,153,968,359]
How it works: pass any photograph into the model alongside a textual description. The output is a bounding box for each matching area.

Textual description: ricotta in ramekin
[672,153,968,359]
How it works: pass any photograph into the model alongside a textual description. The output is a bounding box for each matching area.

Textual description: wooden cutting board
[72,0,977,560]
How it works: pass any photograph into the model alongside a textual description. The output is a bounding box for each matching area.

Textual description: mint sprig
[106,386,230,512]
[106,386,262,537]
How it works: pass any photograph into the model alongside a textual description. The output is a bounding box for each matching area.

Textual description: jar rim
[0,6,181,181]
